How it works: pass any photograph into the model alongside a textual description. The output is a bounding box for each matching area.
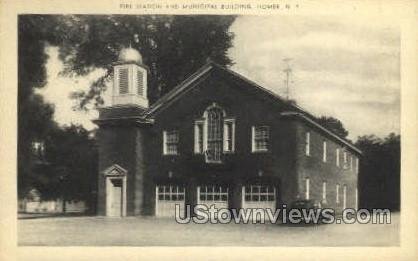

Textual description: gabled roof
[143,61,361,154]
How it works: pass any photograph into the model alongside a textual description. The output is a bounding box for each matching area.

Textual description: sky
[38,15,400,140]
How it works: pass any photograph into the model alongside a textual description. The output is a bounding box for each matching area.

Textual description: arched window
[206,106,224,162]
[194,103,235,163]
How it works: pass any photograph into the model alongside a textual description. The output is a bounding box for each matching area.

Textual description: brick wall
[294,120,359,212]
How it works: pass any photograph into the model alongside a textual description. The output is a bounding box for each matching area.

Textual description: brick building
[94,48,361,217]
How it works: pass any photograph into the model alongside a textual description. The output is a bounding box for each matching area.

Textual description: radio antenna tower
[283,58,293,100]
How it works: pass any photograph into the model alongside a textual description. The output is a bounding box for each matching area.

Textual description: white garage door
[242,185,276,221]
[155,185,185,218]
[197,185,229,210]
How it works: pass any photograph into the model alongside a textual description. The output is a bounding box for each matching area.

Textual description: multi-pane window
[199,186,228,201]
[118,68,129,94]
[336,184,340,203]
[157,185,185,201]
[336,148,340,167]
[305,178,310,200]
[163,130,179,155]
[244,185,275,201]
[322,141,327,162]
[322,182,327,201]
[252,126,270,152]
[305,132,310,156]
[194,121,204,154]
[223,119,235,152]
[206,107,223,162]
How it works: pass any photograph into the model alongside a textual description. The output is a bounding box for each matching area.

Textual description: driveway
[18,213,399,246]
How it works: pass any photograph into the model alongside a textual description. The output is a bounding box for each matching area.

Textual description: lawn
[18,213,399,246]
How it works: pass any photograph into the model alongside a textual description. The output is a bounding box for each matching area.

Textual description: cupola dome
[118,47,142,64]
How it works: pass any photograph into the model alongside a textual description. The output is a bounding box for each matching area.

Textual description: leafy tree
[317,116,349,139]
[18,15,236,202]
[56,15,236,107]
[355,133,400,210]
[18,15,62,197]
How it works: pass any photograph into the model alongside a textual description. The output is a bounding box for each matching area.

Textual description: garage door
[242,185,276,221]
[197,185,229,210]
[155,185,185,218]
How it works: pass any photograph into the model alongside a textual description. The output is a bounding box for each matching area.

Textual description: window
[194,121,204,154]
[343,151,348,168]
[305,178,310,200]
[355,157,359,174]
[206,106,223,162]
[244,185,275,202]
[336,148,340,167]
[305,132,310,156]
[157,185,185,201]
[199,186,229,202]
[355,188,358,210]
[350,155,353,170]
[163,130,179,155]
[137,70,144,95]
[322,182,327,201]
[197,104,236,162]
[336,184,340,203]
[252,126,270,152]
[343,185,347,209]
[322,141,327,162]
[118,68,129,94]
[223,119,235,152]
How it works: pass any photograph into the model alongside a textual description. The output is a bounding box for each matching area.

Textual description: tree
[56,15,236,106]
[18,15,62,197]
[18,15,236,201]
[355,133,400,210]
[317,116,349,139]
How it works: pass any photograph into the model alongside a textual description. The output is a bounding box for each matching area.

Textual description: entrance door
[108,178,123,217]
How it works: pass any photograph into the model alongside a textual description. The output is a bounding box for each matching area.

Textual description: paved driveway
[18,213,399,246]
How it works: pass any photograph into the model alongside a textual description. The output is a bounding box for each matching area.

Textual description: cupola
[112,47,148,108]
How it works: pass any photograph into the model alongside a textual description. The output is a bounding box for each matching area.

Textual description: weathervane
[283,58,293,100]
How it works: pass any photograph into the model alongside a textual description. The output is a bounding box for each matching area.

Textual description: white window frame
[305,132,310,156]
[336,184,340,204]
[355,157,359,174]
[223,118,235,153]
[336,148,340,167]
[343,185,347,209]
[243,185,276,202]
[163,130,179,155]
[156,185,185,201]
[194,120,204,154]
[252,125,270,153]
[343,151,348,168]
[305,178,310,200]
[322,181,327,201]
[197,186,229,203]
[322,141,327,162]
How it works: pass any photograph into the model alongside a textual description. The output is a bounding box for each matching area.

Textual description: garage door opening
[242,185,276,222]
[155,185,185,218]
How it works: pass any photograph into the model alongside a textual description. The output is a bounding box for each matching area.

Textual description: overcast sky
[38,15,400,140]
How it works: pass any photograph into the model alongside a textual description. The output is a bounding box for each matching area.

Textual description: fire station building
[94,48,361,217]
